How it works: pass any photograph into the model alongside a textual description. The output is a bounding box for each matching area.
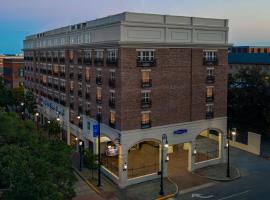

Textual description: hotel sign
[174,129,188,135]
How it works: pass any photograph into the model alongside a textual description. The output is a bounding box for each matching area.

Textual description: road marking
[192,193,214,198]
[216,190,251,200]
[180,182,216,195]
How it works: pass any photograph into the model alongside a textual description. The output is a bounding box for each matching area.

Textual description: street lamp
[97,113,102,187]
[35,112,39,130]
[226,128,236,178]
[159,133,168,196]
[79,141,83,171]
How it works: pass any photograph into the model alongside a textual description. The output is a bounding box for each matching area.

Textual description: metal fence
[128,162,159,179]
[195,149,219,163]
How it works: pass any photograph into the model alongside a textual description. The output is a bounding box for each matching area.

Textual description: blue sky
[1,0,270,54]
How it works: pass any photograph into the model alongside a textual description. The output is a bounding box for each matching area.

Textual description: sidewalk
[193,163,241,181]
[76,167,177,200]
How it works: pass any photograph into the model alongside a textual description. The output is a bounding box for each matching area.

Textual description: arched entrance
[127,140,160,179]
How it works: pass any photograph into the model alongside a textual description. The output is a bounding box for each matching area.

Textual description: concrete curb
[193,167,241,182]
[155,177,179,200]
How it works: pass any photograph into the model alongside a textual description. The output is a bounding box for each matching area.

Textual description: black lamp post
[79,141,83,171]
[159,133,168,196]
[97,113,101,187]
[226,128,236,177]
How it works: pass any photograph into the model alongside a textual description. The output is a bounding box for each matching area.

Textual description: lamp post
[79,141,83,171]
[35,112,39,130]
[159,133,168,196]
[227,128,236,178]
[97,113,101,187]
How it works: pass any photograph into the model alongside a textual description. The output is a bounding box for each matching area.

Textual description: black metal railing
[206,112,214,119]
[206,76,215,84]
[141,79,152,88]
[96,98,102,104]
[141,121,152,129]
[206,95,214,103]
[141,100,152,109]
[137,59,156,67]
[96,77,102,85]
[109,99,115,108]
[106,58,118,66]
[203,58,218,65]
[94,58,104,66]
[83,58,92,65]
[109,79,115,87]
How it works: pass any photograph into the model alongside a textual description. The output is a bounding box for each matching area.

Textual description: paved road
[173,143,270,200]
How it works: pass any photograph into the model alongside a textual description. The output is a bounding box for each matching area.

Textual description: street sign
[174,129,188,135]
[93,124,99,137]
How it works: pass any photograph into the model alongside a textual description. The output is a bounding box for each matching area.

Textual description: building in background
[23,12,229,188]
[2,56,24,88]
[228,46,270,77]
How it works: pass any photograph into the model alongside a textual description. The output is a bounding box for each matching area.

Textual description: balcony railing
[96,77,102,85]
[96,98,102,104]
[78,91,82,97]
[109,79,116,88]
[109,99,115,108]
[53,84,59,90]
[94,58,104,66]
[206,95,214,103]
[109,120,116,128]
[141,100,152,109]
[206,76,215,84]
[53,58,58,63]
[141,121,151,129]
[86,93,90,100]
[203,58,218,66]
[78,58,83,65]
[78,74,83,81]
[69,59,74,64]
[84,58,92,65]
[48,83,52,88]
[141,79,152,88]
[206,112,214,119]
[106,58,118,66]
[59,58,65,64]
[47,57,52,62]
[60,72,65,78]
[47,70,52,75]
[137,59,156,67]
[69,73,74,79]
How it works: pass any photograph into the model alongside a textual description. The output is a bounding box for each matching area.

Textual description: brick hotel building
[24,12,230,187]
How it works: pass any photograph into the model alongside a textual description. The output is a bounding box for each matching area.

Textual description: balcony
[47,57,52,63]
[96,77,102,85]
[85,78,91,83]
[53,84,59,90]
[94,58,104,66]
[203,58,218,66]
[109,79,115,88]
[206,95,214,103]
[59,58,65,64]
[109,99,115,108]
[53,57,58,63]
[86,93,90,100]
[96,98,102,104]
[206,112,214,119]
[141,79,152,88]
[69,59,74,64]
[78,58,83,65]
[70,90,74,95]
[78,91,82,97]
[106,58,118,66]
[47,70,52,75]
[48,83,52,88]
[109,120,116,128]
[137,59,156,67]
[60,86,66,92]
[141,121,151,129]
[60,72,65,78]
[206,76,215,84]
[69,73,74,79]
[78,74,83,81]
[53,71,59,76]
[84,58,92,65]
[141,100,152,109]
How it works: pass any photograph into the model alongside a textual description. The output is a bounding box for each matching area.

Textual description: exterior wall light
[165,155,169,162]
[123,162,127,171]
[75,137,78,141]
[193,148,197,156]
[47,120,50,124]
[35,112,39,117]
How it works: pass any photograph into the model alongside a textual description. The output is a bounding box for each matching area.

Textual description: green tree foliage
[84,149,98,170]
[44,119,61,138]
[11,86,24,105]
[0,78,15,108]
[0,112,75,200]
[24,90,37,115]
[228,68,270,134]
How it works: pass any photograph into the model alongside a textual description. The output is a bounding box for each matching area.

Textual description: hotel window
[206,86,214,102]
[85,67,90,81]
[110,70,115,80]
[206,104,213,113]
[207,67,214,77]
[84,33,91,43]
[203,51,217,61]
[138,50,154,61]
[107,50,117,61]
[96,88,102,102]
[95,50,103,59]
[109,111,116,127]
[69,51,74,63]
[141,112,151,125]
[141,70,151,87]
[70,81,74,92]
[142,91,150,103]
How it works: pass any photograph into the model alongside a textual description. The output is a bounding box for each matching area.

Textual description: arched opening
[100,135,119,177]
[194,129,220,163]
[127,140,160,179]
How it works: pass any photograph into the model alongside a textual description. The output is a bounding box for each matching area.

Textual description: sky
[1,0,270,54]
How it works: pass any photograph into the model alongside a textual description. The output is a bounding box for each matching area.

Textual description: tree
[11,86,24,105]
[24,90,37,117]
[0,112,75,199]
[228,68,270,136]
[0,78,16,109]
[44,119,61,138]
[84,149,98,179]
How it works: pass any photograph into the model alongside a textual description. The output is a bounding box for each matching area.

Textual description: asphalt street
[173,142,270,200]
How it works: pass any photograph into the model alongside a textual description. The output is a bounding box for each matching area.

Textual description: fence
[195,149,219,163]
[128,162,159,179]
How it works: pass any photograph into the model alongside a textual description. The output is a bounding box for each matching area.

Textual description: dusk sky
[1,0,269,54]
